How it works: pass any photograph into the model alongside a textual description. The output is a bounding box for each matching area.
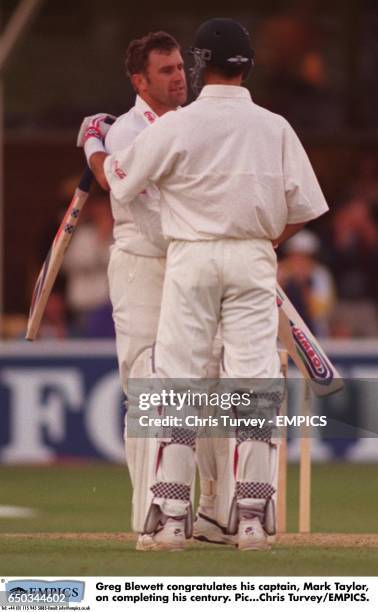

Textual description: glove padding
[77,113,116,147]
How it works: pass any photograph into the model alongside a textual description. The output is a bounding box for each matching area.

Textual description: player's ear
[131,73,147,94]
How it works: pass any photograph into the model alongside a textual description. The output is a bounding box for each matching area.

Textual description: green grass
[1,538,377,576]
[0,464,131,533]
[0,463,377,576]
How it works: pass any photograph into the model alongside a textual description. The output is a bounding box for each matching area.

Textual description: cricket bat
[26,115,115,341]
[25,166,93,341]
[277,284,343,396]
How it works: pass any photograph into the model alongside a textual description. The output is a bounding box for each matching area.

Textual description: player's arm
[88,152,109,191]
[282,120,329,225]
[78,112,176,202]
[103,118,177,205]
[77,113,116,190]
[273,221,306,248]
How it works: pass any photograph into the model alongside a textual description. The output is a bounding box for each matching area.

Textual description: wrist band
[84,138,106,165]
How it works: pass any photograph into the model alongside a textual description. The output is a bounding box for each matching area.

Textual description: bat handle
[78,165,94,193]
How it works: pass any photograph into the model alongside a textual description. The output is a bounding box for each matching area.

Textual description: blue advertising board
[0,339,377,463]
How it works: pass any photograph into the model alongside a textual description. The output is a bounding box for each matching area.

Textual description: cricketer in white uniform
[106,96,166,538]
[99,18,329,551]
[79,32,187,544]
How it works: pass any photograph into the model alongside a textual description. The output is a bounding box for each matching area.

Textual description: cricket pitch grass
[0,463,377,576]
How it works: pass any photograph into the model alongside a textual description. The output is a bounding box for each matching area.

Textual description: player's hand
[77,113,116,147]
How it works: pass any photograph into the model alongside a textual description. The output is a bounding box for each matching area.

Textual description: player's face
[141,49,187,113]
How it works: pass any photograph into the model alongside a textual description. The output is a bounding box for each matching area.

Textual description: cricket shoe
[136,518,186,552]
[193,513,236,545]
[237,516,270,551]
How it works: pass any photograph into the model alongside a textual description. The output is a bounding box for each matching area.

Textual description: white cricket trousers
[155,238,280,379]
[108,246,165,389]
[154,239,281,518]
[108,245,165,531]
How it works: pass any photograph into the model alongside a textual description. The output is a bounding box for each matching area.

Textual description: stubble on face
[144,49,187,112]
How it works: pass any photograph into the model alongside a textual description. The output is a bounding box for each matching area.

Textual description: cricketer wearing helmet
[84,18,328,551]
[188,20,326,548]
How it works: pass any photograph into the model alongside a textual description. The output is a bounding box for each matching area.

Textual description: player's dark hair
[125,31,180,77]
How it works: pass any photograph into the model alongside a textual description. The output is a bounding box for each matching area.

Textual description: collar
[135,95,182,124]
[135,95,158,125]
[198,85,252,101]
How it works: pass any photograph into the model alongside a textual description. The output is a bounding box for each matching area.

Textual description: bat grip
[78,165,94,192]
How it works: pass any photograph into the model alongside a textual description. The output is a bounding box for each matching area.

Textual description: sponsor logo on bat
[291,324,333,385]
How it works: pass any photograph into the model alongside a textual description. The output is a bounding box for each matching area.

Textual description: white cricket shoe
[136,533,156,551]
[136,518,186,552]
[193,513,236,545]
[237,517,270,551]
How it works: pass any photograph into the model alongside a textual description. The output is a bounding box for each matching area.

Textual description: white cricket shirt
[105,95,167,256]
[105,85,329,241]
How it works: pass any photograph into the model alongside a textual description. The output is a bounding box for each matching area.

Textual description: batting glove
[77,113,116,164]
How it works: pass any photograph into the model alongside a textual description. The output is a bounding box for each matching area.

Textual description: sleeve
[282,121,329,224]
[105,114,143,153]
[103,119,178,206]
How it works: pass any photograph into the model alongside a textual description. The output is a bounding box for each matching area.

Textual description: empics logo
[5,580,85,605]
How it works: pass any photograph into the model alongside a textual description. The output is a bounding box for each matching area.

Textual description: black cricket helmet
[189,18,254,93]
